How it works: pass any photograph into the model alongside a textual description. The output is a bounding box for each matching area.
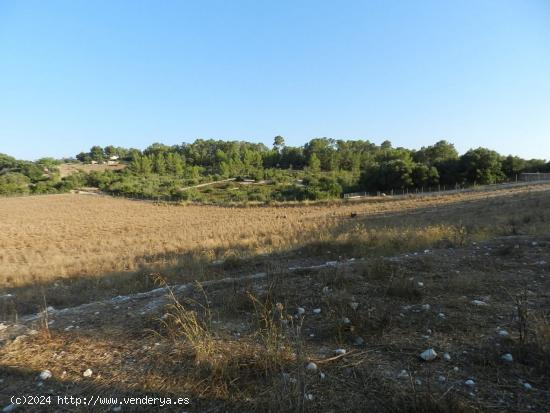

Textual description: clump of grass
[248,292,296,375]
[161,280,216,366]
[386,278,423,301]
[360,258,399,281]
[532,314,550,370]
[222,254,245,271]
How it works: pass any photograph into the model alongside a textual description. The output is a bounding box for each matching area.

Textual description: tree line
[1,137,548,200]
[76,137,549,190]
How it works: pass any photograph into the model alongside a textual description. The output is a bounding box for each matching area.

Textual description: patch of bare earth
[1,235,549,412]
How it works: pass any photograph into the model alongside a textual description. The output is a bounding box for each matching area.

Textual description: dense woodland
[1,137,549,202]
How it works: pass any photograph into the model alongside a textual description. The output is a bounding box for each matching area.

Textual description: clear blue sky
[1,0,549,161]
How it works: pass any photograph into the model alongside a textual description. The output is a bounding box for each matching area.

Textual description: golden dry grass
[1,184,550,290]
[2,185,550,412]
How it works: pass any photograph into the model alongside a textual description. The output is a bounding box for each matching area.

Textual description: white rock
[421,304,431,311]
[397,369,409,379]
[312,308,321,315]
[342,317,351,324]
[417,282,424,287]
[296,307,306,316]
[39,370,52,380]
[501,353,513,362]
[305,362,318,372]
[334,348,347,355]
[305,393,314,401]
[497,329,509,337]
[322,286,332,294]
[415,379,422,385]
[438,313,446,319]
[443,352,451,361]
[319,372,326,380]
[2,403,17,413]
[465,379,475,387]
[83,368,93,377]
[471,300,487,306]
[438,375,446,382]
[112,407,122,412]
[523,382,533,390]
[349,302,359,311]
[420,348,437,361]
[454,367,459,372]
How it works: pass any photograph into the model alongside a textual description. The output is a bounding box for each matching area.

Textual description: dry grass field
[1,184,550,317]
[1,185,550,412]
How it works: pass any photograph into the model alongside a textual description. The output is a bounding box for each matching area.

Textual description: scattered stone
[2,403,17,413]
[438,313,446,319]
[426,329,432,335]
[305,393,314,401]
[420,348,437,361]
[319,372,326,380]
[532,241,538,246]
[443,352,451,361]
[501,353,513,362]
[296,307,306,316]
[417,282,424,287]
[349,302,359,311]
[334,348,347,355]
[471,300,487,306]
[306,362,318,372]
[39,370,52,380]
[312,308,321,315]
[421,304,431,311]
[465,379,475,387]
[112,406,122,412]
[497,329,509,337]
[83,369,93,378]
[438,375,446,383]
[342,317,351,324]
[415,379,422,386]
[523,382,533,390]
[397,369,409,379]
[322,286,332,294]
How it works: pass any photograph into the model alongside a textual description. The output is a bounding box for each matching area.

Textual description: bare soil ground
[1,235,549,412]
